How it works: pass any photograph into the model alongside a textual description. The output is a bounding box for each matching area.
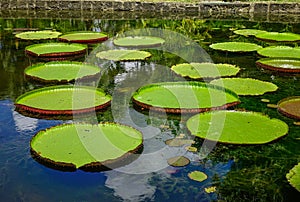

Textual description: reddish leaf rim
[256,58,300,73]
[278,96,300,120]
[58,31,108,44]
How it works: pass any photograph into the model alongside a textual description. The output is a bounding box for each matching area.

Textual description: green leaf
[287,163,300,192]
[278,96,300,120]
[210,78,278,96]
[24,61,101,83]
[30,122,143,171]
[257,46,300,59]
[188,171,208,182]
[113,36,165,47]
[209,42,262,52]
[233,29,267,37]
[58,31,108,43]
[167,156,190,167]
[256,58,300,73]
[255,32,300,43]
[15,30,62,40]
[96,49,151,61]
[15,85,111,116]
[132,82,240,114]
[186,110,288,144]
[170,63,240,79]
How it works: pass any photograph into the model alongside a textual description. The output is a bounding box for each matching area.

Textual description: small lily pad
[58,31,108,44]
[233,29,267,37]
[278,96,300,120]
[188,171,208,182]
[286,163,300,192]
[25,43,88,58]
[15,30,62,40]
[165,138,195,147]
[255,32,300,43]
[185,146,198,152]
[170,63,240,79]
[205,186,217,193]
[256,58,300,73]
[210,78,278,96]
[96,49,151,61]
[257,46,300,59]
[113,36,165,48]
[167,156,190,167]
[209,42,262,53]
[30,122,143,171]
[186,110,288,144]
[24,61,101,83]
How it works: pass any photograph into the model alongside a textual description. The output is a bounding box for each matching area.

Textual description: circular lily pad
[170,63,240,79]
[257,46,300,59]
[233,29,267,37]
[167,156,190,167]
[286,163,300,192]
[113,36,165,48]
[58,31,108,44]
[278,96,300,120]
[15,85,111,117]
[210,78,278,96]
[25,42,88,58]
[256,58,300,73]
[24,61,101,83]
[255,32,300,43]
[186,110,289,144]
[132,82,240,114]
[209,42,262,53]
[30,122,143,171]
[188,171,208,182]
[96,49,151,61]
[165,138,195,147]
[15,30,62,40]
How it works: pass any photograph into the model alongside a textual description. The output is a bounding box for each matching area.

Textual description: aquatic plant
[58,31,108,43]
[113,36,165,48]
[96,49,151,61]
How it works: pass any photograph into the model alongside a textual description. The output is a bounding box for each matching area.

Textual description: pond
[0,16,300,201]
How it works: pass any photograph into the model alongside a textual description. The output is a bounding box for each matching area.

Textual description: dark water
[0,17,300,201]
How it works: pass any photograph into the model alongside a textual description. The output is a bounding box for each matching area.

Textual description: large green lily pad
[170,63,240,79]
[257,46,300,59]
[186,110,288,144]
[58,31,108,44]
[15,85,111,116]
[255,32,300,43]
[210,78,278,96]
[25,43,88,58]
[188,171,208,182]
[24,61,101,83]
[209,42,262,53]
[233,29,267,37]
[15,30,62,40]
[256,58,300,73]
[287,163,300,192]
[278,96,300,120]
[113,36,165,48]
[30,122,143,171]
[132,82,240,114]
[96,49,151,61]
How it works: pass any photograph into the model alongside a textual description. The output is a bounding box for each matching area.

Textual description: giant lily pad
[113,36,165,48]
[30,122,143,171]
[186,110,288,144]
[233,29,267,37]
[24,61,101,83]
[96,49,151,61]
[15,85,111,117]
[209,42,262,53]
[210,78,278,96]
[170,63,240,79]
[256,58,300,73]
[15,30,62,40]
[287,163,300,192]
[278,96,300,120]
[188,171,208,182]
[58,31,108,44]
[25,43,88,58]
[132,82,240,114]
[255,32,300,43]
[257,46,300,59]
